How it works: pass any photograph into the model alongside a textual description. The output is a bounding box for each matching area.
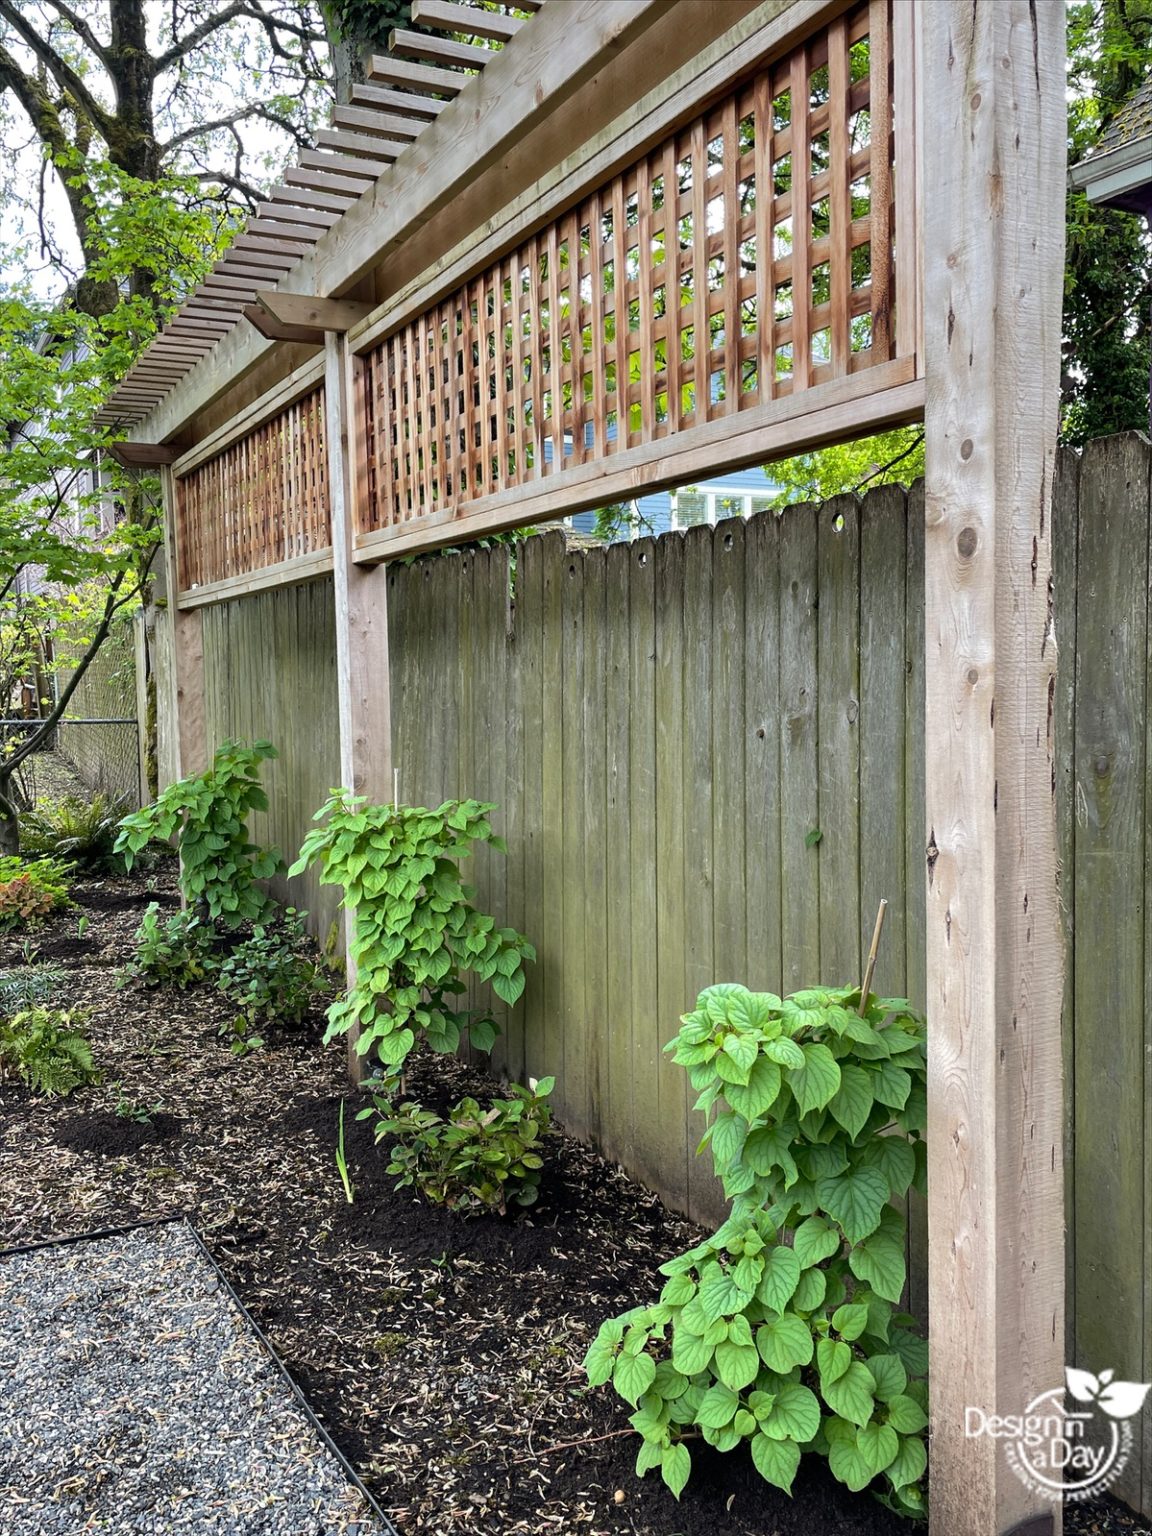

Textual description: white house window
[670,488,778,529]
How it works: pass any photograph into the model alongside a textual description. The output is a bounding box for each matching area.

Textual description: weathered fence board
[195,433,1152,1516]
[199,578,341,942]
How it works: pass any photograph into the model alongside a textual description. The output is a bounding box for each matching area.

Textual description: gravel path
[0,1222,390,1536]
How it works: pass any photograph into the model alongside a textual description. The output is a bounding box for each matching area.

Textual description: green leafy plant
[112,1083,160,1124]
[115,740,282,928]
[219,1016,264,1057]
[368,1076,554,1213]
[122,903,217,989]
[0,856,72,929]
[290,793,535,1082]
[0,965,67,1013]
[0,1007,97,1096]
[215,907,325,1028]
[584,983,928,1518]
[336,1099,355,1205]
[23,794,128,870]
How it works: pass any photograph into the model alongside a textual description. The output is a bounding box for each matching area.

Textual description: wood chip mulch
[0,868,1147,1536]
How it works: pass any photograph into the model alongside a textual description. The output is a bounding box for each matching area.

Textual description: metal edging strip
[0,1213,399,1536]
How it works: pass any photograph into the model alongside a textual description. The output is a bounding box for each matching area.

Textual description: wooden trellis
[359,0,906,539]
[176,386,331,590]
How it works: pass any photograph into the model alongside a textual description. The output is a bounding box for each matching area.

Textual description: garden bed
[0,867,1147,1536]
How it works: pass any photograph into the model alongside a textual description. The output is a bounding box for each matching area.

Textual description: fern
[0,1007,98,1097]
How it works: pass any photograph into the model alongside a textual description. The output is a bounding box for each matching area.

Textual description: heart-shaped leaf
[756,1246,802,1313]
[661,1441,692,1500]
[822,1361,876,1428]
[613,1351,656,1405]
[751,1432,801,1493]
[759,1382,821,1443]
[793,1214,842,1269]
[828,1064,874,1139]
[756,1314,814,1373]
[787,1042,842,1115]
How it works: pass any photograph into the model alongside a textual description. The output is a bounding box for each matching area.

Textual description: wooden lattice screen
[359,0,905,539]
[176,386,331,590]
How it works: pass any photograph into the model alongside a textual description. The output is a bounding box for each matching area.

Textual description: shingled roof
[1069,75,1152,220]
[1097,76,1152,156]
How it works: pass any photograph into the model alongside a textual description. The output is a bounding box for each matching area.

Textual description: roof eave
[1069,133,1152,219]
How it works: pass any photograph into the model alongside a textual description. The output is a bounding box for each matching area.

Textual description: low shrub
[0,965,67,1013]
[218,1015,265,1057]
[0,856,72,929]
[0,1006,97,1096]
[290,793,535,1086]
[123,903,217,989]
[369,1076,554,1213]
[23,794,127,870]
[215,907,325,1028]
[584,983,929,1519]
[115,739,282,928]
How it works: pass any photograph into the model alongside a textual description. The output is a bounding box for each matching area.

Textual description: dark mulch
[0,868,1148,1536]
[54,1110,183,1157]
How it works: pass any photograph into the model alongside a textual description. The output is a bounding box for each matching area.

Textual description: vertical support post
[160,466,207,783]
[324,332,393,1077]
[922,5,1066,1534]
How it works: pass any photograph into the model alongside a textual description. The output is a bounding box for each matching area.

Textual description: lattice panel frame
[176,386,331,590]
[359,0,905,538]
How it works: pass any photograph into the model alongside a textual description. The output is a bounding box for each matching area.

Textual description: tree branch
[41,0,110,65]
[0,0,115,139]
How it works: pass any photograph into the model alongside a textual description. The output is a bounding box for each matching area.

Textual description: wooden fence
[194,431,1151,1513]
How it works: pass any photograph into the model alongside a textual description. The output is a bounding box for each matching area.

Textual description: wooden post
[159,466,207,782]
[324,332,393,1075]
[922,5,1066,1534]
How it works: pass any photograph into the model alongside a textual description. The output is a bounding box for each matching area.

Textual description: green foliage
[368,1076,555,1213]
[116,741,282,928]
[218,1016,265,1058]
[585,983,928,1517]
[1063,0,1152,442]
[337,1099,356,1205]
[0,966,67,1014]
[0,1007,97,1097]
[123,903,217,989]
[215,908,325,1028]
[23,794,128,871]
[764,429,925,509]
[291,793,535,1081]
[0,856,72,928]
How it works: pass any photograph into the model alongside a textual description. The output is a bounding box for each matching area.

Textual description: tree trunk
[0,776,20,857]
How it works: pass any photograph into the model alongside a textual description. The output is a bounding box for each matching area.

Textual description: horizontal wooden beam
[388,27,493,69]
[255,201,341,230]
[254,291,372,333]
[410,0,524,42]
[231,232,319,257]
[216,246,298,271]
[267,183,358,214]
[314,128,407,161]
[284,165,375,198]
[296,149,392,181]
[243,304,325,345]
[106,441,188,467]
[331,105,423,141]
[174,547,334,608]
[349,82,447,119]
[245,217,324,244]
[366,52,470,95]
